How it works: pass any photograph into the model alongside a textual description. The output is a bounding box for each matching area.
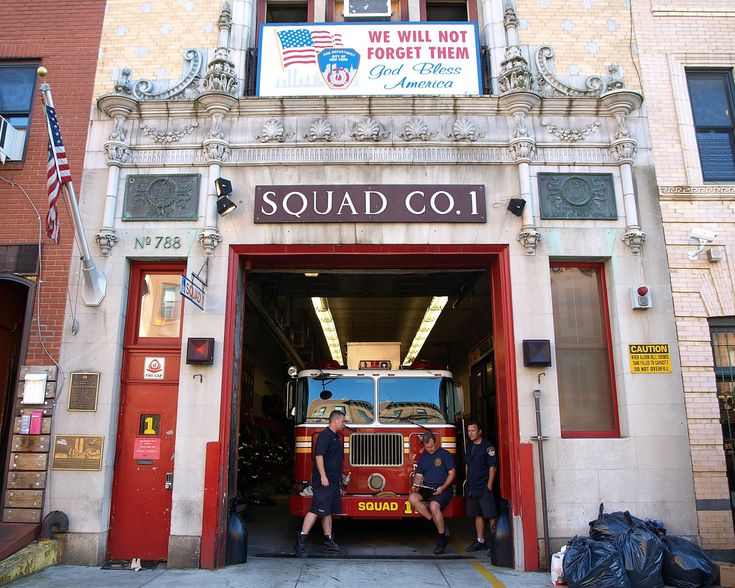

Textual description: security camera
[689,228,718,243]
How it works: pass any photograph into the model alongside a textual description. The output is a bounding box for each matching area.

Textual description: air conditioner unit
[0,116,23,163]
[344,0,391,18]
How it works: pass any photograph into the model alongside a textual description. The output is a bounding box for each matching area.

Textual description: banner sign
[258,23,482,97]
[254,184,486,223]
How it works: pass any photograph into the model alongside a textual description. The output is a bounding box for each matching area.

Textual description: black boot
[433,532,449,555]
[323,534,347,555]
[293,532,308,558]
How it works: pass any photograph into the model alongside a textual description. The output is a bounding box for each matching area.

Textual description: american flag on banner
[276,29,343,68]
[45,105,71,244]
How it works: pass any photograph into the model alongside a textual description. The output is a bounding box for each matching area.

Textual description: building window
[710,320,735,523]
[550,263,619,437]
[425,0,467,21]
[0,63,38,160]
[266,0,308,22]
[686,70,735,183]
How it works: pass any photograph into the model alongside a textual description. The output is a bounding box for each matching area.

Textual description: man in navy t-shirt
[408,432,456,554]
[463,421,498,553]
[294,410,347,557]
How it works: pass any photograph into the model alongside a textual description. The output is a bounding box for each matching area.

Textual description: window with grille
[550,263,619,437]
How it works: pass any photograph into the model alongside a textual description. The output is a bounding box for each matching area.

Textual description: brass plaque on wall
[122,174,200,221]
[68,372,100,412]
[52,435,104,471]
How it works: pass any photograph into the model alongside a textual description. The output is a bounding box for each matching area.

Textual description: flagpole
[39,71,107,307]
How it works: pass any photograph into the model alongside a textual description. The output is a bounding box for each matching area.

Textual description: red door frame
[200,244,538,570]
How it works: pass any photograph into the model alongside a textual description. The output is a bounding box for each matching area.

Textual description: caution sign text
[629,344,672,374]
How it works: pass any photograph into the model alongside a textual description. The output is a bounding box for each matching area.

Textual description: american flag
[276,28,343,68]
[45,105,71,244]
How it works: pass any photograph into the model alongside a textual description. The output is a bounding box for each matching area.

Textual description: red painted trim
[520,443,539,571]
[205,245,533,567]
[400,0,409,21]
[467,1,477,23]
[325,0,333,22]
[200,441,221,570]
[551,262,620,438]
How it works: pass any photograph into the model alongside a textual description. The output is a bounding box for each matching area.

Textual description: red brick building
[0,0,104,556]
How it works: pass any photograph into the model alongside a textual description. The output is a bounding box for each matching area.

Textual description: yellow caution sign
[629,344,672,374]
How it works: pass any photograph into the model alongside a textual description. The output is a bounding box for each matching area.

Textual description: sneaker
[433,533,449,555]
[465,540,487,552]
[293,533,308,558]
[323,537,348,555]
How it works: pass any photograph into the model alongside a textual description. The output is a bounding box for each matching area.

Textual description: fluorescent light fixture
[304,272,319,277]
[402,296,448,366]
[311,297,344,365]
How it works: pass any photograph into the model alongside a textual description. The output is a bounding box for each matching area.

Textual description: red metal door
[107,352,179,560]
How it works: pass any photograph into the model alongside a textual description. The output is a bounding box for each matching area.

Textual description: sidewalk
[8,556,553,587]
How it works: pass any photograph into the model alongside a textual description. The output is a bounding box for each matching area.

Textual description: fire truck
[287,343,465,518]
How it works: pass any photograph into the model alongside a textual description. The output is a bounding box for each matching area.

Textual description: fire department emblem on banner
[318,48,360,90]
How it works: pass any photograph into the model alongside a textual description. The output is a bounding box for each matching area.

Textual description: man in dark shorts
[294,410,347,557]
[463,421,498,553]
[408,432,456,555]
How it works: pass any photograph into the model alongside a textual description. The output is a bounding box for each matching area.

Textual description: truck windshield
[303,377,375,424]
[377,377,447,424]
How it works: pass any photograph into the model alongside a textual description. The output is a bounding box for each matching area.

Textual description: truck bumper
[290,494,465,518]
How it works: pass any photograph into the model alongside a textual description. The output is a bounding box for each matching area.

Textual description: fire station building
[20,0,725,570]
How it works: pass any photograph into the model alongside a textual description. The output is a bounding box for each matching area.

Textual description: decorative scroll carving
[352,117,389,142]
[257,119,292,143]
[305,118,340,142]
[208,113,226,140]
[660,185,735,197]
[94,230,119,256]
[114,67,133,95]
[131,49,203,100]
[202,139,231,162]
[622,229,646,254]
[541,119,600,142]
[139,121,199,144]
[103,141,131,164]
[517,228,542,255]
[610,138,637,163]
[535,46,624,98]
[110,115,127,142]
[449,118,484,142]
[509,138,536,161]
[198,230,222,256]
[400,118,437,142]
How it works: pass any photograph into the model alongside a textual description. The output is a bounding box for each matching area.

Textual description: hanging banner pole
[39,71,106,307]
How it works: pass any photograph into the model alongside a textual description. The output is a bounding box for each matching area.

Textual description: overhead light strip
[311,297,344,365]
[402,296,448,366]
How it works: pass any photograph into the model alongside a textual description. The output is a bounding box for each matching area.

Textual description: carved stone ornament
[449,118,484,142]
[352,117,389,142]
[622,227,646,254]
[541,119,600,142]
[508,137,536,162]
[305,118,340,142]
[103,141,131,164]
[202,138,231,163]
[94,229,119,256]
[400,118,437,142]
[114,67,133,95]
[125,49,203,100]
[610,138,637,163]
[499,47,533,94]
[203,56,237,95]
[257,119,292,143]
[139,120,199,144]
[517,228,542,255]
[208,113,226,140]
[198,229,223,256]
[535,46,624,98]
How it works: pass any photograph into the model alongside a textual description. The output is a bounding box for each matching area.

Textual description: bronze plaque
[123,174,200,221]
[52,435,104,471]
[68,372,100,412]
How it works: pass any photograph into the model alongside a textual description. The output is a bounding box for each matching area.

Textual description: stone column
[95,92,138,255]
[601,89,645,254]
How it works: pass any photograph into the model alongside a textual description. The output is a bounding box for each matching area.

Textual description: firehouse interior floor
[236,268,497,560]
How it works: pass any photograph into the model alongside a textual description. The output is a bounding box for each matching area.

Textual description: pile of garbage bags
[551,503,717,588]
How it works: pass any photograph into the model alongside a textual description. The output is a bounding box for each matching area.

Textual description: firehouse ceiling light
[402,296,448,366]
[311,297,344,365]
[215,177,237,217]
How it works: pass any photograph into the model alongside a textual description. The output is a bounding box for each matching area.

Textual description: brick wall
[0,1,105,363]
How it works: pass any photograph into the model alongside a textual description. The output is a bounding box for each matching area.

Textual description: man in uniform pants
[408,432,456,555]
[294,410,347,557]
[463,421,498,553]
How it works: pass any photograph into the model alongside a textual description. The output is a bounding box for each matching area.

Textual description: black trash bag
[660,536,716,588]
[563,535,632,588]
[589,503,649,542]
[613,516,665,588]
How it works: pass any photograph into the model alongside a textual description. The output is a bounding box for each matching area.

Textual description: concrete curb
[0,540,60,586]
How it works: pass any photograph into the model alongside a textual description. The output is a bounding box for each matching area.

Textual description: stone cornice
[659,185,735,200]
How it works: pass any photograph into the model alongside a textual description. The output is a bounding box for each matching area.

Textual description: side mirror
[286,380,295,420]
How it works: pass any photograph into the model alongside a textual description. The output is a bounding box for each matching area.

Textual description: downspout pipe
[531,388,550,569]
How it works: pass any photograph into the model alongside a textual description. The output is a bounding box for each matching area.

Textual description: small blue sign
[318,48,360,90]
[180,275,205,310]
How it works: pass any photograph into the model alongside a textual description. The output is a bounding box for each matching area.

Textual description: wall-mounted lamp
[522,339,552,367]
[215,177,237,217]
[507,198,526,217]
[186,337,215,364]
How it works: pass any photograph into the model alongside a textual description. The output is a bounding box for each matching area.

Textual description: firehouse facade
[38,0,725,569]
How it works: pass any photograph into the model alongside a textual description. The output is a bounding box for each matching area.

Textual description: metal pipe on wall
[531,388,551,569]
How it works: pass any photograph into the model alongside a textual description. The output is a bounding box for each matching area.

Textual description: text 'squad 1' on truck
[286,342,465,518]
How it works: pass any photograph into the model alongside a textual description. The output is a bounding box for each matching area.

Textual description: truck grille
[349,433,403,467]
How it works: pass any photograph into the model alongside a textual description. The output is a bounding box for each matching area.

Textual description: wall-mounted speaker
[507,198,526,217]
[523,339,552,367]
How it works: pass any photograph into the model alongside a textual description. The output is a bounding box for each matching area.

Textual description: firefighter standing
[463,421,498,553]
[409,432,456,555]
[294,410,348,557]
